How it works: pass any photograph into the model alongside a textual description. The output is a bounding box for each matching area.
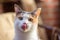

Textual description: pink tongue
[22,24,27,30]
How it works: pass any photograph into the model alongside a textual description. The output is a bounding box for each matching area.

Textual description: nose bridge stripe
[23,19,28,23]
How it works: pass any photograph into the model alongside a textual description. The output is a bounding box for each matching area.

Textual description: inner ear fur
[31,8,41,17]
[35,8,41,17]
[14,4,22,12]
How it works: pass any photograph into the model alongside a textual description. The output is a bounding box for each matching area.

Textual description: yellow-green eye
[28,18,33,22]
[18,17,23,20]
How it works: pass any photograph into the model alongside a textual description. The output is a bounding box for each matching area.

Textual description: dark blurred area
[0,0,60,40]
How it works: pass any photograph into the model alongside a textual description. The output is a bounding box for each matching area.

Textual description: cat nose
[23,23,26,24]
[21,23,27,30]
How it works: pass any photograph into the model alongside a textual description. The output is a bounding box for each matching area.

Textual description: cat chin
[19,28,30,32]
[22,30,29,32]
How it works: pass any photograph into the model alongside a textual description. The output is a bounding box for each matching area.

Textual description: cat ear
[32,8,41,17]
[14,4,22,14]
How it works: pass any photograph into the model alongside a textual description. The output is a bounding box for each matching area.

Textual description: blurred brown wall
[0,3,3,13]
[35,0,59,40]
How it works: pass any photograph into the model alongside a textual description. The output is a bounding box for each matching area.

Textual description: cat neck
[15,24,39,40]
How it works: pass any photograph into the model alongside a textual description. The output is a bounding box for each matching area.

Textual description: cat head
[14,4,41,32]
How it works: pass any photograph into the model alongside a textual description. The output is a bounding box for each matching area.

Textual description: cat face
[14,4,41,32]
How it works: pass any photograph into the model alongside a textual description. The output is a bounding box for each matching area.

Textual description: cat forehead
[22,13,31,17]
[17,11,32,17]
[22,11,30,14]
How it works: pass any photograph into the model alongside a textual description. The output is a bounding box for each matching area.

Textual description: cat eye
[28,18,33,22]
[18,17,23,20]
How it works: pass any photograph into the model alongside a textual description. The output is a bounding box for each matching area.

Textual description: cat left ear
[14,4,22,14]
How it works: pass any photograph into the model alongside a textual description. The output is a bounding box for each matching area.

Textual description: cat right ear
[14,4,22,14]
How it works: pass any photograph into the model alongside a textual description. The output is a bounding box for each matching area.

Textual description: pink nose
[21,23,27,30]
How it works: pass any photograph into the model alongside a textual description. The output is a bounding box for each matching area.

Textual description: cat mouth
[21,26,28,30]
[21,23,27,30]
[21,24,28,30]
[21,26,29,32]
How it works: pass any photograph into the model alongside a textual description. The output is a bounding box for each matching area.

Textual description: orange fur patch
[35,8,41,17]
[30,16,38,23]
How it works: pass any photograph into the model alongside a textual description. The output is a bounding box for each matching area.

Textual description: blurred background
[0,0,59,40]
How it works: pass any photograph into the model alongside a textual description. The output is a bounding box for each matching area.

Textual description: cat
[14,4,41,40]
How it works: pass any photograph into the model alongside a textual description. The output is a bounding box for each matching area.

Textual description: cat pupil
[28,18,33,21]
